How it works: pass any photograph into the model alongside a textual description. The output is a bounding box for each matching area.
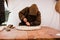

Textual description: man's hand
[23,18,30,26]
[23,18,27,22]
[26,22,30,26]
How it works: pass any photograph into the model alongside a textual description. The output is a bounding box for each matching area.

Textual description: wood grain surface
[0,26,60,40]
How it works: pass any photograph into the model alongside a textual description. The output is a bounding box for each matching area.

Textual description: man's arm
[19,7,30,26]
[19,8,26,20]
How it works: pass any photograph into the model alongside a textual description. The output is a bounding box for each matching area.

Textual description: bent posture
[19,4,41,26]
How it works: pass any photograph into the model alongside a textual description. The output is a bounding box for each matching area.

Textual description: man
[19,4,41,26]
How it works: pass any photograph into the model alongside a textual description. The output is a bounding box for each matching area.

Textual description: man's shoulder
[24,7,29,9]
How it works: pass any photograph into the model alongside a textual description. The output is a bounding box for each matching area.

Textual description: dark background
[0,0,5,25]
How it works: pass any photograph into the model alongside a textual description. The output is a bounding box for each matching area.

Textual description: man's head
[29,4,38,15]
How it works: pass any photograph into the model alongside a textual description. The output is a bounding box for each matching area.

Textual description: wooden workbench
[0,26,60,40]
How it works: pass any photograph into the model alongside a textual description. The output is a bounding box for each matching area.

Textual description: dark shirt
[19,7,41,26]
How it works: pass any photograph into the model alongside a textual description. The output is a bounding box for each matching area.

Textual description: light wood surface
[0,26,60,40]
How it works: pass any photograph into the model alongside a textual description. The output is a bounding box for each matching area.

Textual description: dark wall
[0,0,5,25]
